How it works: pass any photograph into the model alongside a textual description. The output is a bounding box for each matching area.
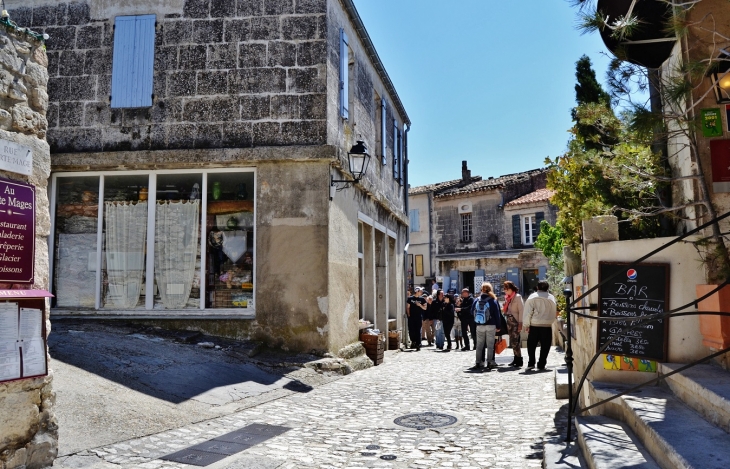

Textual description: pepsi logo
[627,269,637,280]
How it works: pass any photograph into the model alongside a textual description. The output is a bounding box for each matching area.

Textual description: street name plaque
[0,139,32,176]
[0,178,35,283]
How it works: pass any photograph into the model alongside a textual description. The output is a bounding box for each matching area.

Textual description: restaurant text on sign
[0,178,35,283]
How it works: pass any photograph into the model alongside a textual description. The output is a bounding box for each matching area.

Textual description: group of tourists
[405,280,557,372]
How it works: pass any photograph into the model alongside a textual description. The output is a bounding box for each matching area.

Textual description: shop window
[101,175,149,309]
[154,174,202,309]
[52,176,100,308]
[205,172,255,309]
[51,171,255,313]
[460,213,472,242]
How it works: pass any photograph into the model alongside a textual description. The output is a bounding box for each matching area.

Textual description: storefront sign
[0,178,35,283]
[711,139,730,193]
[701,108,723,138]
[0,139,32,176]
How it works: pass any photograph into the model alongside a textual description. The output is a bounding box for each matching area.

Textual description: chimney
[462,160,471,181]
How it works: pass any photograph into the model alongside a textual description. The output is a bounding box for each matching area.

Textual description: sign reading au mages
[0,178,35,283]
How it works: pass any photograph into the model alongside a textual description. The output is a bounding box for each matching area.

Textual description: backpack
[474,300,488,325]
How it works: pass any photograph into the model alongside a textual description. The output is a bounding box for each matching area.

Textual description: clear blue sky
[352,0,613,188]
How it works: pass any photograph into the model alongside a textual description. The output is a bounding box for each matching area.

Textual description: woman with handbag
[502,281,525,367]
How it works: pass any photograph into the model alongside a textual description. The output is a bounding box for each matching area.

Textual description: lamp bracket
[329,175,359,200]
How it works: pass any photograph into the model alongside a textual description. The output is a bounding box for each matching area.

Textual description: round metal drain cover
[381,454,397,460]
[366,445,380,450]
[393,412,458,430]
[361,452,376,457]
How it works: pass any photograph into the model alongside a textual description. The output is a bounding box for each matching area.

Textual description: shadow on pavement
[49,320,308,405]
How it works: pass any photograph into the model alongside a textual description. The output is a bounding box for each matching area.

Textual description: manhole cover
[361,452,377,456]
[394,412,458,429]
[366,445,380,450]
[381,454,397,460]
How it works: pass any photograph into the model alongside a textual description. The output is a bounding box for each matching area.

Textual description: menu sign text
[597,262,669,361]
[0,178,35,283]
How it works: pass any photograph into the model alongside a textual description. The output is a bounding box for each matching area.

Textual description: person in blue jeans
[469,282,502,371]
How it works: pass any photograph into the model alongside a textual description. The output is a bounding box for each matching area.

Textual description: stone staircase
[545,362,730,469]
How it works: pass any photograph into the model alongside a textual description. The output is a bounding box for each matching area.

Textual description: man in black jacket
[456,288,476,351]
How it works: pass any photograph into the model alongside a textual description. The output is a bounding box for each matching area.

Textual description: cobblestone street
[54,342,568,469]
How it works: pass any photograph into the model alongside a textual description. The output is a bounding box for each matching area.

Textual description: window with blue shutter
[111,15,156,109]
[339,29,349,119]
[393,120,399,180]
[396,128,402,184]
[409,209,419,232]
[381,99,387,165]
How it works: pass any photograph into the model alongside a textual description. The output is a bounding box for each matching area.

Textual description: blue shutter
[512,215,521,247]
[339,29,349,119]
[381,99,387,165]
[111,15,156,108]
[393,120,398,179]
[506,268,520,289]
[538,265,548,281]
[396,129,403,184]
[450,270,459,291]
[409,209,419,232]
[535,212,545,239]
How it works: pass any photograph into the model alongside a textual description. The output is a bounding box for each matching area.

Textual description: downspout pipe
[404,124,411,290]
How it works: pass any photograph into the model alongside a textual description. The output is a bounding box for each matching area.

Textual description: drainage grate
[381,454,397,460]
[366,445,380,450]
[393,412,458,430]
[160,423,291,466]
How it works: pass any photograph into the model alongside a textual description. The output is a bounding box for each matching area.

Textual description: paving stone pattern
[54,346,566,469]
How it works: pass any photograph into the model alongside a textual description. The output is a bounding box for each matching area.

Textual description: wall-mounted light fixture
[709,50,730,104]
[330,140,370,200]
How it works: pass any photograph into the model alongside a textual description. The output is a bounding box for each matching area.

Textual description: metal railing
[562,210,730,442]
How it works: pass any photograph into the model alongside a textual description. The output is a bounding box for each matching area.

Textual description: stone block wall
[0,21,57,469]
[8,0,329,153]
[435,192,508,254]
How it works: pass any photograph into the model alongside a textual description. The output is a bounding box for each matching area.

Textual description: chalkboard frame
[596,261,670,362]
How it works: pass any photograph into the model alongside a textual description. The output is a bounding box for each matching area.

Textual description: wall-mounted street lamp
[330,140,370,200]
[710,50,730,104]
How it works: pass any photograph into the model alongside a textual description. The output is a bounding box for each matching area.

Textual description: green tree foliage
[534,221,567,317]
[546,57,663,250]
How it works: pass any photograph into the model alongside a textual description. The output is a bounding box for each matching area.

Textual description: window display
[52,176,100,308]
[206,173,254,309]
[102,175,149,309]
[51,170,255,314]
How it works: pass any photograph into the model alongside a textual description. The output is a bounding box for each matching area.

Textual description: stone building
[408,161,556,297]
[0,16,57,469]
[8,0,410,353]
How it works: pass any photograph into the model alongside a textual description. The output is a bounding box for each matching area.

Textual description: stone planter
[696,284,730,349]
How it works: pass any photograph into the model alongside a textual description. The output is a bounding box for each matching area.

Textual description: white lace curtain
[105,201,148,308]
[155,200,200,309]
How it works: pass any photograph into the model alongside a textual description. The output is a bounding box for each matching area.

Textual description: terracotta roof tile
[409,176,482,196]
[504,188,555,207]
[434,168,548,198]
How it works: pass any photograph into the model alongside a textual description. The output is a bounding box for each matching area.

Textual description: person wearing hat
[406,287,428,351]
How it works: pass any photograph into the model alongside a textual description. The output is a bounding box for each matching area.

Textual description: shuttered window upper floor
[111,15,156,109]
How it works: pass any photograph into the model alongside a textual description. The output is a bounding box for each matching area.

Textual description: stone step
[555,366,576,400]
[592,382,730,469]
[658,362,730,434]
[543,437,586,469]
[576,415,660,469]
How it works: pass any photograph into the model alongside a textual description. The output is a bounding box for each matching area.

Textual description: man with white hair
[523,281,557,371]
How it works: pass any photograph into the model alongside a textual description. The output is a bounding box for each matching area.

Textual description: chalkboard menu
[597,262,669,361]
